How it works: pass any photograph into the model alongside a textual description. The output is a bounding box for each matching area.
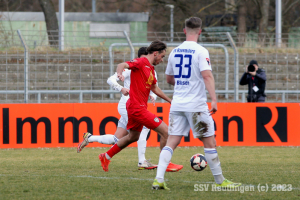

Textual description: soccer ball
[190,153,207,171]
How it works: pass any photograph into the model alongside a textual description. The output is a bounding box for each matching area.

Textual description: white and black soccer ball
[190,153,207,171]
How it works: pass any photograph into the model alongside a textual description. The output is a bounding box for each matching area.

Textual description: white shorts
[117,103,128,130]
[168,111,214,138]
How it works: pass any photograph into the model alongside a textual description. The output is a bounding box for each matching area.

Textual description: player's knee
[202,135,216,148]
[160,132,168,140]
[128,133,140,142]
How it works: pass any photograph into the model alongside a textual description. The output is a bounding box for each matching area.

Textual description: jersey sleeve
[107,72,123,92]
[165,50,174,75]
[122,69,131,79]
[198,49,212,72]
[149,71,158,100]
[152,70,157,85]
[125,58,141,70]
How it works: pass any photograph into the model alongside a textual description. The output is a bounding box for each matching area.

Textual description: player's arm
[116,62,130,81]
[201,70,217,115]
[107,72,129,96]
[165,50,175,85]
[166,75,175,86]
[151,84,171,104]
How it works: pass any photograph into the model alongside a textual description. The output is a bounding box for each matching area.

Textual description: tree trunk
[38,0,59,47]
[258,0,270,46]
[237,0,247,46]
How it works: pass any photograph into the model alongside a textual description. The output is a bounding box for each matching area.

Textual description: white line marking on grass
[1,174,299,191]
[71,175,300,190]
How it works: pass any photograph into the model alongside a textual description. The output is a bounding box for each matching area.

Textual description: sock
[204,148,225,184]
[137,127,148,163]
[88,134,116,145]
[106,144,122,160]
[156,146,173,183]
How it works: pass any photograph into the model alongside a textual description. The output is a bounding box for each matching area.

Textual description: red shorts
[126,106,162,132]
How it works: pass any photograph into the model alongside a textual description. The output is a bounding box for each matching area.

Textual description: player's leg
[153,122,168,150]
[112,115,129,143]
[77,117,128,153]
[99,129,141,172]
[89,115,129,145]
[138,127,148,163]
[88,133,117,145]
[137,127,157,170]
[190,111,241,188]
[153,120,183,172]
[153,111,189,190]
[77,104,129,152]
[152,135,182,190]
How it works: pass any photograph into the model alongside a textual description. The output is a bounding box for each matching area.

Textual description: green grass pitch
[0,147,299,199]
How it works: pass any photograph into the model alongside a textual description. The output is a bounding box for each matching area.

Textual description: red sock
[106,144,122,158]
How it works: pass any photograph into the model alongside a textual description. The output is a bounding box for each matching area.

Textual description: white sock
[156,146,173,183]
[137,127,148,163]
[88,134,117,145]
[204,148,225,184]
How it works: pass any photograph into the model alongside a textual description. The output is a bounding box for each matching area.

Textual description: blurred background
[0,0,299,103]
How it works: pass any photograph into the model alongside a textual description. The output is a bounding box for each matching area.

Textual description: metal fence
[1,30,300,49]
[0,30,299,103]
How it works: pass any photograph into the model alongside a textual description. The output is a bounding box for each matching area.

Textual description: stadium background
[0,6,300,148]
[0,2,299,199]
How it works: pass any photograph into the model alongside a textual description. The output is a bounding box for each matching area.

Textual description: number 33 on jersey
[165,41,212,112]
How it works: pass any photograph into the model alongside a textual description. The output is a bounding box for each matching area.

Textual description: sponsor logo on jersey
[154,117,159,123]
[130,59,137,62]
[206,58,211,65]
[145,66,150,68]
[146,71,154,88]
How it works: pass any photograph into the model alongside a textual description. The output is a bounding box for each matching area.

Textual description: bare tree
[281,0,300,45]
[237,0,247,46]
[258,0,270,43]
[225,0,237,14]
[38,0,58,47]
[282,0,300,31]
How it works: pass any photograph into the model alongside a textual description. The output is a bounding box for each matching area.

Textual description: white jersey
[165,41,212,112]
[107,69,158,107]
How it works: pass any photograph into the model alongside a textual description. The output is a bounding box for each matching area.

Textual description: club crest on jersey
[206,58,211,65]
[130,59,137,63]
[154,117,159,123]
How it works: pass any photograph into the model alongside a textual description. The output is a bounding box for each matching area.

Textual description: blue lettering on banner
[177,80,190,85]
[174,48,195,54]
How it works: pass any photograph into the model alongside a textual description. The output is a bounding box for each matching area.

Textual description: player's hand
[117,74,125,82]
[209,100,217,115]
[121,88,129,96]
[149,95,155,106]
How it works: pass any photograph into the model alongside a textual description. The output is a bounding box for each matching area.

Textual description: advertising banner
[0,103,299,148]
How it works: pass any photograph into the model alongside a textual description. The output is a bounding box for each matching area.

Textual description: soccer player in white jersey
[77,47,157,170]
[152,17,241,190]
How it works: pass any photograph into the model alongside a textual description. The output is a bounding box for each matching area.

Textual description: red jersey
[125,57,157,109]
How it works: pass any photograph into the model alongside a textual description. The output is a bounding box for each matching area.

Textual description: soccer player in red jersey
[99,40,183,172]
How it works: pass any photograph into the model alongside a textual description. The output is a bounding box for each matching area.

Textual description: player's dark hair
[138,47,148,58]
[185,17,202,29]
[146,40,167,54]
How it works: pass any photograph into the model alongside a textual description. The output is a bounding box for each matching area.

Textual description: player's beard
[153,57,160,66]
